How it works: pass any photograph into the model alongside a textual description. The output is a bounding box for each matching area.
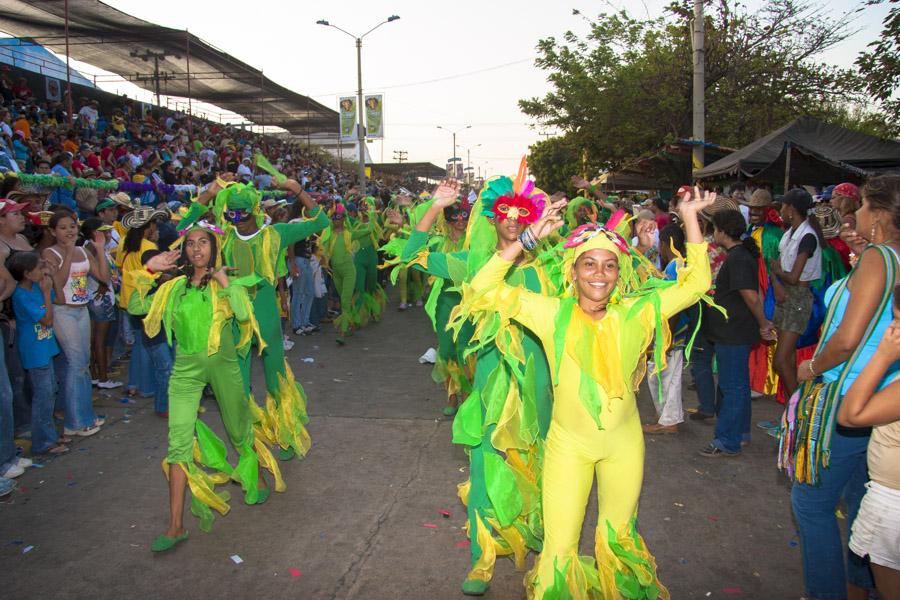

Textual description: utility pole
[691,0,705,176]
[393,150,408,164]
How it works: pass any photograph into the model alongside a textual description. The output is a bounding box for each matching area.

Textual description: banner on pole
[339,97,357,142]
[44,76,60,102]
[364,95,383,139]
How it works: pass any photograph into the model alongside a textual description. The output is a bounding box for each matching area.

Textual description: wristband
[518,228,537,251]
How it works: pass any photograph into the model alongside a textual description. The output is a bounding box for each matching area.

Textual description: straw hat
[814,204,842,239]
[121,206,169,230]
[740,189,773,208]
[700,196,739,220]
[109,191,136,209]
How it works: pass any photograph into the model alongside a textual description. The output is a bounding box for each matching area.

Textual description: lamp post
[437,125,471,180]
[317,15,400,190]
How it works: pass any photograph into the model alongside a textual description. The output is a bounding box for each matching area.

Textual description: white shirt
[78,106,98,126]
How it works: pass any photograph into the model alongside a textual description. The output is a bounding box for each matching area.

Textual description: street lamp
[437,124,471,180]
[317,15,401,189]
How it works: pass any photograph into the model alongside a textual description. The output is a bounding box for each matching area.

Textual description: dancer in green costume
[397,166,561,596]
[177,174,328,460]
[350,197,388,322]
[386,188,476,417]
[321,202,369,343]
[132,225,286,553]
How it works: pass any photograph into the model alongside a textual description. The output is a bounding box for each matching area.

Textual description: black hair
[659,223,686,257]
[6,250,40,282]
[123,222,151,254]
[712,209,760,259]
[80,217,105,247]
[178,228,218,290]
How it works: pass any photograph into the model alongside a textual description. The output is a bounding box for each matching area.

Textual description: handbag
[778,244,897,485]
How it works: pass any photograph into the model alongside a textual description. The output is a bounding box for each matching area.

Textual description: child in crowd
[9,251,69,455]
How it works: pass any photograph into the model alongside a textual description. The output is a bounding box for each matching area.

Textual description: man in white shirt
[78,100,99,136]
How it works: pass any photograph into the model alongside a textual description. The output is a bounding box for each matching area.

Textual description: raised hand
[431,179,460,209]
[146,250,180,273]
[212,265,235,288]
[529,196,567,241]
[385,208,404,226]
[677,186,716,218]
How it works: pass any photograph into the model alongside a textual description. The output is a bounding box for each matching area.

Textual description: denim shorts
[87,293,116,323]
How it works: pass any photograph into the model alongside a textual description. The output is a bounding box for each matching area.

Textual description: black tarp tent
[0,0,338,134]
[694,117,900,185]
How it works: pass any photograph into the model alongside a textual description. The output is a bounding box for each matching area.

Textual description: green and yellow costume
[459,216,711,599]
[350,198,388,322]
[397,176,558,594]
[178,182,328,458]
[130,266,285,532]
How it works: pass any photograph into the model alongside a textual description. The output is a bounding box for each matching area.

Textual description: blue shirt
[11,285,59,370]
[49,164,76,210]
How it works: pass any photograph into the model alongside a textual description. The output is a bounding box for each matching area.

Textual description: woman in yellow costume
[132,224,285,553]
[459,188,715,599]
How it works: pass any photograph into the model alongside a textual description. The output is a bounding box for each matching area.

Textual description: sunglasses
[225,209,252,223]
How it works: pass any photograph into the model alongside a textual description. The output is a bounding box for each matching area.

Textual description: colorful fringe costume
[132,265,285,532]
[748,217,783,396]
[320,205,369,337]
[399,164,558,594]
[178,182,328,458]
[458,212,712,599]
[350,198,388,322]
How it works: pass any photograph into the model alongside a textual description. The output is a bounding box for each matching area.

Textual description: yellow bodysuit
[466,242,711,600]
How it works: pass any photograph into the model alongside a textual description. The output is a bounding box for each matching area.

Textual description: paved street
[2,296,809,599]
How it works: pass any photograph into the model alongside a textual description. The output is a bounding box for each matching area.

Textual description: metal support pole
[260,70,265,134]
[356,37,366,188]
[64,0,73,126]
[691,0,705,176]
[186,29,193,137]
[452,132,457,178]
[783,142,792,192]
[153,55,161,107]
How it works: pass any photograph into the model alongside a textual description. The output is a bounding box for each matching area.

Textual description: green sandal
[461,578,489,596]
[151,531,189,552]
[442,406,458,417]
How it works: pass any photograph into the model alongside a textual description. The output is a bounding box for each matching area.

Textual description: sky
[64,0,893,176]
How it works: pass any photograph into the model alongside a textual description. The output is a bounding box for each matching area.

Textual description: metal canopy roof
[0,0,338,134]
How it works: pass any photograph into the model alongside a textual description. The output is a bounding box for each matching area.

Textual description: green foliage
[521,0,896,174]
[526,136,581,194]
[856,0,899,124]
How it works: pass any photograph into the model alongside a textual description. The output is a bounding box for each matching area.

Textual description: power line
[310,57,533,98]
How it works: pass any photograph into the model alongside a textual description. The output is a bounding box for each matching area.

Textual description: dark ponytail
[712,209,760,259]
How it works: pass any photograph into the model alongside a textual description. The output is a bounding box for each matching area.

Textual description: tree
[520,0,896,176]
[526,136,582,194]
[856,0,899,123]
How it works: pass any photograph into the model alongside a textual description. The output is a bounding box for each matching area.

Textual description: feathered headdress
[479,157,546,225]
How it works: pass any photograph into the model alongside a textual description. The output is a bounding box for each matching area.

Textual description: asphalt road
[1,295,808,599]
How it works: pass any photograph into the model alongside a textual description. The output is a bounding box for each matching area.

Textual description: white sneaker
[97,380,123,389]
[415,300,423,307]
[91,379,100,386]
[63,425,101,437]
[2,463,24,478]
[398,303,409,311]
[15,457,32,469]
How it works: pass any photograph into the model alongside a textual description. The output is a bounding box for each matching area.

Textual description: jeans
[0,328,15,474]
[27,364,59,454]
[1,320,27,433]
[712,343,751,453]
[290,257,314,330]
[690,332,717,415]
[139,318,172,414]
[127,315,156,396]
[310,296,327,327]
[792,428,874,599]
[53,305,97,430]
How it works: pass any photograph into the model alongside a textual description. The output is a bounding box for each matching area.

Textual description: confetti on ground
[422,523,438,529]
[302,358,314,363]
[708,516,719,522]
[332,378,345,383]
[674,502,684,507]
[67,482,77,487]
[789,540,798,547]
[120,398,135,404]
[835,508,846,520]
[230,555,243,564]
[11,540,22,545]
[439,509,452,518]
[679,558,687,564]
[455,540,470,548]
[289,568,301,578]
[723,587,743,594]
[22,545,33,554]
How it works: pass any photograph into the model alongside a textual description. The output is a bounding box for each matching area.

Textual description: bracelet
[809,357,817,376]
[518,228,537,251]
